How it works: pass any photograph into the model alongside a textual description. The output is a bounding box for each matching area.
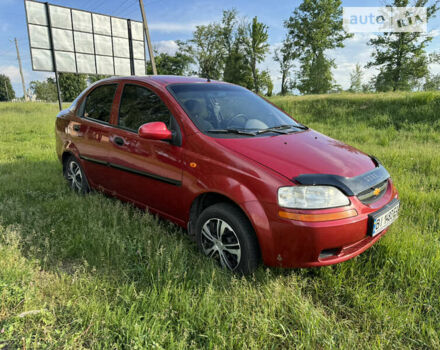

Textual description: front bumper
[259,179,399,268]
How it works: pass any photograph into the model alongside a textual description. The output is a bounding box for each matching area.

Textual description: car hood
[214,129,376,180]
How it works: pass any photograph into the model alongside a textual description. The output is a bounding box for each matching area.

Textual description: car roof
[97,75,224,87]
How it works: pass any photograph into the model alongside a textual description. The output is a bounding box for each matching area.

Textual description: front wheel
[196,203,260,275]
[63,155,90,193]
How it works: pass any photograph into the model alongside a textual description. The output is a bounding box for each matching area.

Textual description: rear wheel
[63,155,90,193]
[196,203,260,274]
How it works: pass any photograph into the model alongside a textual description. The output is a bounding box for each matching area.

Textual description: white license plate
[371,201,399,236]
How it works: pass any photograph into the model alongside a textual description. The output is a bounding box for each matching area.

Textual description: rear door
[73,83,118,190]
[106,83,185,222]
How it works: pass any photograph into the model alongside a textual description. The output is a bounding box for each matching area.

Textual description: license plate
[369,199,400,237]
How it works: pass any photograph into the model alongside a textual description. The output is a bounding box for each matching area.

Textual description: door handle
[114,136,125,146]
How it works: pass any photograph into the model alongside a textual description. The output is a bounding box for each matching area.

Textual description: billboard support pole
[127,20,135,76]
[45,2,62,110]
[139,0,157,75]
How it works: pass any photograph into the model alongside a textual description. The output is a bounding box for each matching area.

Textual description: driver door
[106,83,185,222]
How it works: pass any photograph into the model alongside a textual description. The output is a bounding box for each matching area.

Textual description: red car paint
[55,76,398,268]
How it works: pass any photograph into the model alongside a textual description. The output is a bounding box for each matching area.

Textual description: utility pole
[14,38,28,101]
[139,0,157,75]
[4,81,10,101]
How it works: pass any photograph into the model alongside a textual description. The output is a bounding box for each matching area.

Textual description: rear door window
[83,84,117,123]
[118,84,171,131]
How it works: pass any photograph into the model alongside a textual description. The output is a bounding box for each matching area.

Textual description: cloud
[0,64,51,83]
[429,29,440,37]
[148,21,208,33]
[347,32,377,43]
[0,65,21,83]
[0,64,52,97]
[153,40,179,55]
[429,63,440,75]
[329,33,378,89]
[262,43,283,93]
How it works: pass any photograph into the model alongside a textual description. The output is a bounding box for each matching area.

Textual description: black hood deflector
[293,158,390,196]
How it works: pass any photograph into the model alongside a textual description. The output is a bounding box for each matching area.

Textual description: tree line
[1,0,439,102]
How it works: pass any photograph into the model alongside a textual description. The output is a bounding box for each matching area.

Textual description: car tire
[196,203,260,275]
[63,155,90,194]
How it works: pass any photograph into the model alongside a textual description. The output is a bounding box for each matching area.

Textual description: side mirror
[138,122,173,141]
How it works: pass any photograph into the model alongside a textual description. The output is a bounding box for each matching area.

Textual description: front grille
[357,179,388,205]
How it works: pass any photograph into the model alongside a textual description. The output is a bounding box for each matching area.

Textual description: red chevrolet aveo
[55,76,399,274]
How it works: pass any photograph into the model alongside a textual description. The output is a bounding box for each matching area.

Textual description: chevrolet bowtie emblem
[373,188,381,196]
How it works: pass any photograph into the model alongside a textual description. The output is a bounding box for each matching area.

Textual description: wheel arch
[188,191,267,261]
[189,192,238,234]
[61,151,74,171]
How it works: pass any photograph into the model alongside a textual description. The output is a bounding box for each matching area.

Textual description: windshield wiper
[256,124,308,135]
[207,129,257,136]
[207,124,308,136]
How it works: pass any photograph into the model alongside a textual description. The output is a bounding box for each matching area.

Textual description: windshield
[167,83,305,135]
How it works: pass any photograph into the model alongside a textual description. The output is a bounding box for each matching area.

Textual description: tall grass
[0,93,439,349]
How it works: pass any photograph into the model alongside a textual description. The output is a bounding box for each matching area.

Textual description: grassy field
[0,92,439,349]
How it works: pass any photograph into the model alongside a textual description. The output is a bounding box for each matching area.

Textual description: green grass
[0,92,439,349]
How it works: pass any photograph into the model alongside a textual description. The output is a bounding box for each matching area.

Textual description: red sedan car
[55,76,399,274]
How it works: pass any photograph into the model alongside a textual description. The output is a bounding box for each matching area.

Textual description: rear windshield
[167,83,301,133]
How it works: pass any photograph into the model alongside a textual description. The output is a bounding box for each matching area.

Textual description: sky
[1,0,440,96]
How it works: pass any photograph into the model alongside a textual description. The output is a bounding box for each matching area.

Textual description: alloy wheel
[66,160,83,191]
[201,218,242,270]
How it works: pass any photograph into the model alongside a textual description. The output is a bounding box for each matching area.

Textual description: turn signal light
[279,209,358,222]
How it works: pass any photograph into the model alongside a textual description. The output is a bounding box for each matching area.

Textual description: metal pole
[45,2,62,110]
[127,20,135,76]
[14,38,28,101]
[139,0,157,75]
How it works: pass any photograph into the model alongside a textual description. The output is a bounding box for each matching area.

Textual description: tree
[151,52,193,76]
[241,17,270,93]
[423,74,440,90]
[430,51,440,63]
[273,37,296,95]
[183,10,272,95]
[362,78,375,93]
[88,75,110,84]
[223,40,254,89]
[285,0,352,94]
[367,0,438,91]
[422,52,440,90]
[30,78,57,102]
[221,9,239,56]
[259,70,273,96]
[221,10,254,89]
[349,64,363,93]
[182,23,225,80]
[329,83,343,94]
[0,74,15,101]
[147,42,194,75]
[59,73,87,102]
[293,51,335,94]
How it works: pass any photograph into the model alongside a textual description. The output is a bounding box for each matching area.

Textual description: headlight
[278,186,350,209]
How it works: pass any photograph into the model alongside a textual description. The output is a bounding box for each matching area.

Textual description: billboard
[24,0,146,76]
